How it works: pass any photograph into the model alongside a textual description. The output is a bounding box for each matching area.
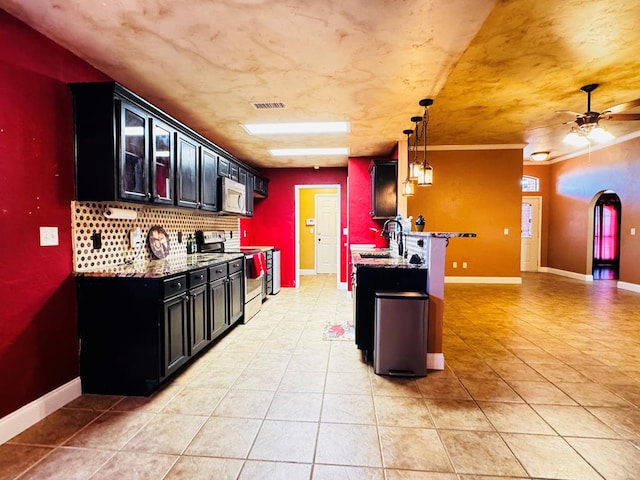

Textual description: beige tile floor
[2,272,640,479]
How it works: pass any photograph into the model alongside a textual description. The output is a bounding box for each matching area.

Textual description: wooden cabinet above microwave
[70,82,269,210]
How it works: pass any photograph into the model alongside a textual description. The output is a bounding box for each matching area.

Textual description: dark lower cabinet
[208,263,229,339]
[229,261,244,324]
[163,292,189,377]
[77,259,244,396]
[188,267,209,356]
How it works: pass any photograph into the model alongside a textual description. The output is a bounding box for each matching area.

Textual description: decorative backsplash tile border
[72,201,240,271]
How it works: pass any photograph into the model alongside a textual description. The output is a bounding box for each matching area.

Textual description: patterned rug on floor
[323,319,355,341]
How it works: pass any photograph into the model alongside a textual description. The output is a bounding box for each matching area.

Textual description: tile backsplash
[72,201,240,272]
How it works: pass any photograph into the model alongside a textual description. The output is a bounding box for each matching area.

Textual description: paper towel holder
[103,207,138,220]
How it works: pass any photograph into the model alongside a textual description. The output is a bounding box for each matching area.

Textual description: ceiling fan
[557,84,640,146]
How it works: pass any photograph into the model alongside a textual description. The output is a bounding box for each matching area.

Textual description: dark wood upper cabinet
[369,159,397,219]
[150,118,175,205]
[200,147,218,211]
[70,82,268,207]
[176,133,200,208]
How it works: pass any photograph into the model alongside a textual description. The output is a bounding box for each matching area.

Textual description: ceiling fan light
[587,126,615,143]
[529,151,550,162]
[563,131,590,147]
[417,164,433,186]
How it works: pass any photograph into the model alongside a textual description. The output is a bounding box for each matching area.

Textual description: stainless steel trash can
[374,291,428,377]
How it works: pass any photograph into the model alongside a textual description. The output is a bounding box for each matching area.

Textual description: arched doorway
[593,192,621,280]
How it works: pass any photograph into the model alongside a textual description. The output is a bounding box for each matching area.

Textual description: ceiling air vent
[251,101,286,110]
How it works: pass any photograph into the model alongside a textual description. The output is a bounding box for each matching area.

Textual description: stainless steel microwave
[220,177,246,215]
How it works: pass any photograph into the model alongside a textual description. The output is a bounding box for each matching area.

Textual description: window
[521,175,539,192]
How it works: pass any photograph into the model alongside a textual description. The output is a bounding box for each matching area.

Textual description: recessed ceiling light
[243,122,350,135]
[269,147,349,156]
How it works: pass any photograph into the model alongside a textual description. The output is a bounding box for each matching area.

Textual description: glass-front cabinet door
[119,101,150,201]
[151,119,174,204]
[176,133,200,208]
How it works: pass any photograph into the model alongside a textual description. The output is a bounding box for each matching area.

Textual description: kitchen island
[351,232,476,370]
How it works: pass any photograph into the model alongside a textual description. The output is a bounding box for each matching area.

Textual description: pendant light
[408,116,423,180]
[416,98,433,186]
[401,129,415,196]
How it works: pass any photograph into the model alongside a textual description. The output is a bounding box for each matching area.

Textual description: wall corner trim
[444,276,522,284]
[541,267,594,282]
[618,281,640,293]
[427,353,445,370]
[0,378,81,444]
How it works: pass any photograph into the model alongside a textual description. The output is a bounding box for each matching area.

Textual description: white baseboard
[427,353,445,370]
[618,281,640,293]
[299,269,316,275]
[445,276,522,284]
[338,281,347,290]
[542,267,593,282]
[0,377,82,444]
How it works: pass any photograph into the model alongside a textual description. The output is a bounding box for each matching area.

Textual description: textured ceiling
[2,0,640,168]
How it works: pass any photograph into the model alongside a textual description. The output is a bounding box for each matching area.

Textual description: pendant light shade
[401,128,415,196]
[417,163,433,186]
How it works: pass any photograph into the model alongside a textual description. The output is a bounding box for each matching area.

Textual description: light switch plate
[39,226,59,246]
[503,228,509,235]
[632,227,636,236]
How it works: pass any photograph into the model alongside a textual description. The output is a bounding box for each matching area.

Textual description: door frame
[294,184,341,289]
[315,193,338,274]
[521,195,542,272]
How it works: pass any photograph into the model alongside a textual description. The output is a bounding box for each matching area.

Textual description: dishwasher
[272,248,281,294]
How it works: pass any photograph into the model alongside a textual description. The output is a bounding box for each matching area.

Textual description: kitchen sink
[359,252,392,259]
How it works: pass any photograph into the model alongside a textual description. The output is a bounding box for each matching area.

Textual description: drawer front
[209,263,228,283]
[228,258,243,275]
[189,268,208,288]
[163,275,187,298]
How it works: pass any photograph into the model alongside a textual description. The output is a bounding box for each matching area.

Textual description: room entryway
[520,196,541,272]
[294,185,341,289]
[593,192,621,280]
[315,194,338,274]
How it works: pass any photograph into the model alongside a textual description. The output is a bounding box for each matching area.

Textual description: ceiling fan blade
[602,113,640,121]
[602,98,640,114]
[555,109,583,117]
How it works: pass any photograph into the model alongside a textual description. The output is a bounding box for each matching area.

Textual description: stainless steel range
[196,230,264,323]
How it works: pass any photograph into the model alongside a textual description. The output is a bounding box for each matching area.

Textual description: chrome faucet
[382,219,404,257]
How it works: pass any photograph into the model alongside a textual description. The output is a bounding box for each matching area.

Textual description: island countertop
[351,250,426,269]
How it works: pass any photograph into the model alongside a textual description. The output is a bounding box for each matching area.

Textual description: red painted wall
[0,11,108,418]
[249,168,348,287]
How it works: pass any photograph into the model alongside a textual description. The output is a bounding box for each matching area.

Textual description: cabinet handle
[176,282,182,288]
[216,269,222,274]
[146,192,152,199]
[199,274,204,280]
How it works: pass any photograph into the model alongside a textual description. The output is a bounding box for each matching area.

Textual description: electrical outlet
[462,261,468,269]
[503,228,509,235]
[129,227,142,249]
[39,226,59,246]
[632,227,637,236]
[452,261,458,268]
[91,231,102,250]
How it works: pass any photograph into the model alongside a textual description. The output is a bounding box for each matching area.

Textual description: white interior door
[521,196,541,271]
[316,194,337,274]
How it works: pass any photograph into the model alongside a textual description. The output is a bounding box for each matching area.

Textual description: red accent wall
[249,168,348,287]
[0,11,109,418]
